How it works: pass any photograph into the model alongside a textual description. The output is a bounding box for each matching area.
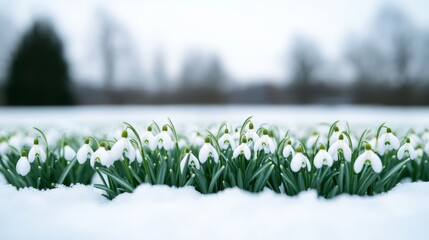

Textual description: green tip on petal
[249,122,254,130]
[147,125,152,131]
[121,130,128,138]
[162,125,168,131]
[287,140,292,145]
[185,147,190,153]
[312,131,318,135]
[296,146,302,153]
[339,134,344,140]
[365,143,371,150]
[63,141,68,146]
[21,150,27,157]
[263,129,268,135]
[242,138,247,144]
[334,126,339,132]
[387,128,392,133]
[320,144,326,150]
[84,138,90,144]
[225,128,229,134]
[33,138,39,145]
[100,141,106,148]
[406,138,411,143]
[204,136,210,143]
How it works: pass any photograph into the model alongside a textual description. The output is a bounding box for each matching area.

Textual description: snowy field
[1,105,429,240]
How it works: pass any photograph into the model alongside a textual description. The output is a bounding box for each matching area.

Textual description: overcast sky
[1,0,429,88]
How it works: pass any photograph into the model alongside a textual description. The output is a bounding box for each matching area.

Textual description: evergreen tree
[5,19,73,105]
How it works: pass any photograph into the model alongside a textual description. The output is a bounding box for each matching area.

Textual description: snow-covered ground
[0,181,428,240]
[2,105,429,239]
[1,105,429,127]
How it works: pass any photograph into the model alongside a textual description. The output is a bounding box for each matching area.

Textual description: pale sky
[1,0,429,88]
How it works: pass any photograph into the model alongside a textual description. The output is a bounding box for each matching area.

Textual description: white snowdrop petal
[64,146,76,161]
[397,145,405,160]
[314,151,324,169]
[370,152,383,173]
[290,154,303,172]
[354,154,366,173]
[16,157,31,176]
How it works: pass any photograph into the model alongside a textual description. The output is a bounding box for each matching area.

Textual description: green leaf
[98,168,135,192]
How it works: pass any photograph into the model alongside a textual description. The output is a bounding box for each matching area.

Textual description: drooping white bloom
[377,128,400,155]
[397,138,417,160]
[152,126,173,150]
[290,147,311,172]
[233,140,251,160]
[314,145,333,169]
[180,149,200,173]
[254,129,276,154]
[218,129,235,150]
[76,139,94,164]
[354,144,382,173]
[199,137,219,163]
[16,151,31,176]
[135,150,143,163]
[282,141,295,158]
[90,142,112,167]
[111,130,136,161]
[28,138,47,163]
[415,147,423,161]
[0,140,8,155]
[63,144,76,161]
[141,126,155,150]
[422,129,429,144]
[408,132,421,148]
[329,127,354,147]
[245,123,260,147]
[424,142,429,155]
[328,134,352,162]
[306,132,320,149]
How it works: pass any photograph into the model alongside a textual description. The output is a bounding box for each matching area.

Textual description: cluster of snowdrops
[0,118,428,199]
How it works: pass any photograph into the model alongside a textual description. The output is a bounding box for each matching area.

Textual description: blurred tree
[5,19,73,105]
[288,37,322,103]
[179,52,226,103]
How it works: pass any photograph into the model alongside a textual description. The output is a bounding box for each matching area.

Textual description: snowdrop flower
[422,129,429,144]
[397,138,416,160]
[111,130,136,161]
[28,138,46,163]
[354,144,382,173]
[408,132,421,148]
[233,138,251,160]
[135,150,143,163]
[415,146,423,162]
[282,140,295,158]
[329,126,341,145]
[199,137,219,163]
[76,138,94,164]
[152,125,173,150]
[218,128,235,150]
[63,143,76,161]
[328,134,352,162]
[245,123,260,147]
[306,131,320,149]
[314,144,333,169]
[141,126,155,150]
[180,148,200,173]
[191,132,205,147]
[290,147,311,172]
[254,129,276,154]
[16,150,31,176]
[377,128,400,155]
[90,142,111,167]
[424,142,429,155]
[0,139,8,155]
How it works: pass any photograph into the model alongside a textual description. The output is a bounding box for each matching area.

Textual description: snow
[0,181,428,239]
